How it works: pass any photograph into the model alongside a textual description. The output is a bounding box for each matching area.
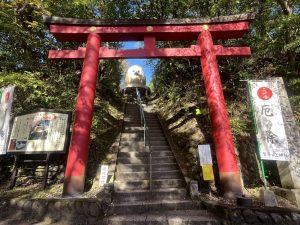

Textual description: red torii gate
[44,14,254,198]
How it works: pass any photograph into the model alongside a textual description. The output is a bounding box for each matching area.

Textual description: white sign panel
[198,144,213,165]
[7,111,69,153]
[249,80,289,161]
[99,165,109,187]
[0,86,15,155]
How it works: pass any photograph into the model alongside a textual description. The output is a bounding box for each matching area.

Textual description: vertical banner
[249,80,289,161]
[0,85,15,155]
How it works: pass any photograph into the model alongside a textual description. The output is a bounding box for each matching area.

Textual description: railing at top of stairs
[136,88,152,196]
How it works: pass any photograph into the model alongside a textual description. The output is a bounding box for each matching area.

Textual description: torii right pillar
[198,27,242,198]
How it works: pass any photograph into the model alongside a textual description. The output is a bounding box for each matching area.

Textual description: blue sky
[123,41,156,85]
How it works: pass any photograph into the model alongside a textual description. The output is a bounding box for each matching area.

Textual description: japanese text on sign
[249,80,289,161]
[99,165,109,187]
[7,111,70,153]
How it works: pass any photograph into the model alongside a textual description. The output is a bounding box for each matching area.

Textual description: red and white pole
[198,28,242,198]
[63,32,101,196]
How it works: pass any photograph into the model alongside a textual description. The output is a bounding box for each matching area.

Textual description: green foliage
[0,0,125,190]
[149,1,299,121]
[0,71,62,113]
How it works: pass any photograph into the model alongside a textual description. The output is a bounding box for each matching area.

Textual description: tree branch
[276,0,291,15]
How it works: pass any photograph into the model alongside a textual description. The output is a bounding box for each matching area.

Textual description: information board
[249,80,289,161]
[7,110,71,154]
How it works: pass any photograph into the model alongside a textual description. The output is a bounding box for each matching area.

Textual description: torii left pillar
[63,32,100,196]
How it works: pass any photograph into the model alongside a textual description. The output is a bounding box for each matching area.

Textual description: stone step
[148,128,164,132]
[114,180,149,191]
[118,151,149,158]
[146,121,161,125]
[118,156,149,164]
[125,112,140,115]
[123,126,144,132]
[121,133,144,137]
[121,135,144,142]
[123,119,141,123]
[117,164,149,172]
[119,141,145,148]
[145,119,159,122]
[119,145,146,152]
[108,200,202,215]
[122,130,144,134]
[124,122,142,126]
[126,106,139,108]
[152,156,176,163]
[152,150,173,157]
[152,163,179,171]
[147,124,162,128]
[151,146,171,151]
[114,179,185,191]
[118,151,173,158]
[125,109,139,112]
[117,156,176,164]
[145,114,157,117]
[124,113,140,116]
[145,118,158,120]
[147,132,165,137]
[148,140,169,146]
[126,105,139,108]
[148,136,166,141]
[103,210,222,225]
[113,188,187,202]
[115,170,182,180]
[117,163,178,172]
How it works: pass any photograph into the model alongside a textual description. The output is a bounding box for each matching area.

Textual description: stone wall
[276,77,300,189]
[0,197,109,225]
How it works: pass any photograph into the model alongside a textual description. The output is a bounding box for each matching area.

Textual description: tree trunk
[276,0,297,75]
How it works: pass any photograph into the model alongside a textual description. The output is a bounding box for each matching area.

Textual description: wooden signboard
[7,109,71,154]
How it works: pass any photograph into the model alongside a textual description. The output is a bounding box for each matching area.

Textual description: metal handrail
[136,88,152,196]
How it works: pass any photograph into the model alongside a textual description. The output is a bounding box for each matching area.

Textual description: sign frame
[7,108,72,155]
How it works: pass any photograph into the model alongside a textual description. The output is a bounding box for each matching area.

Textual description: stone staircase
[107,103,225,224]
[113,103,187,203]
